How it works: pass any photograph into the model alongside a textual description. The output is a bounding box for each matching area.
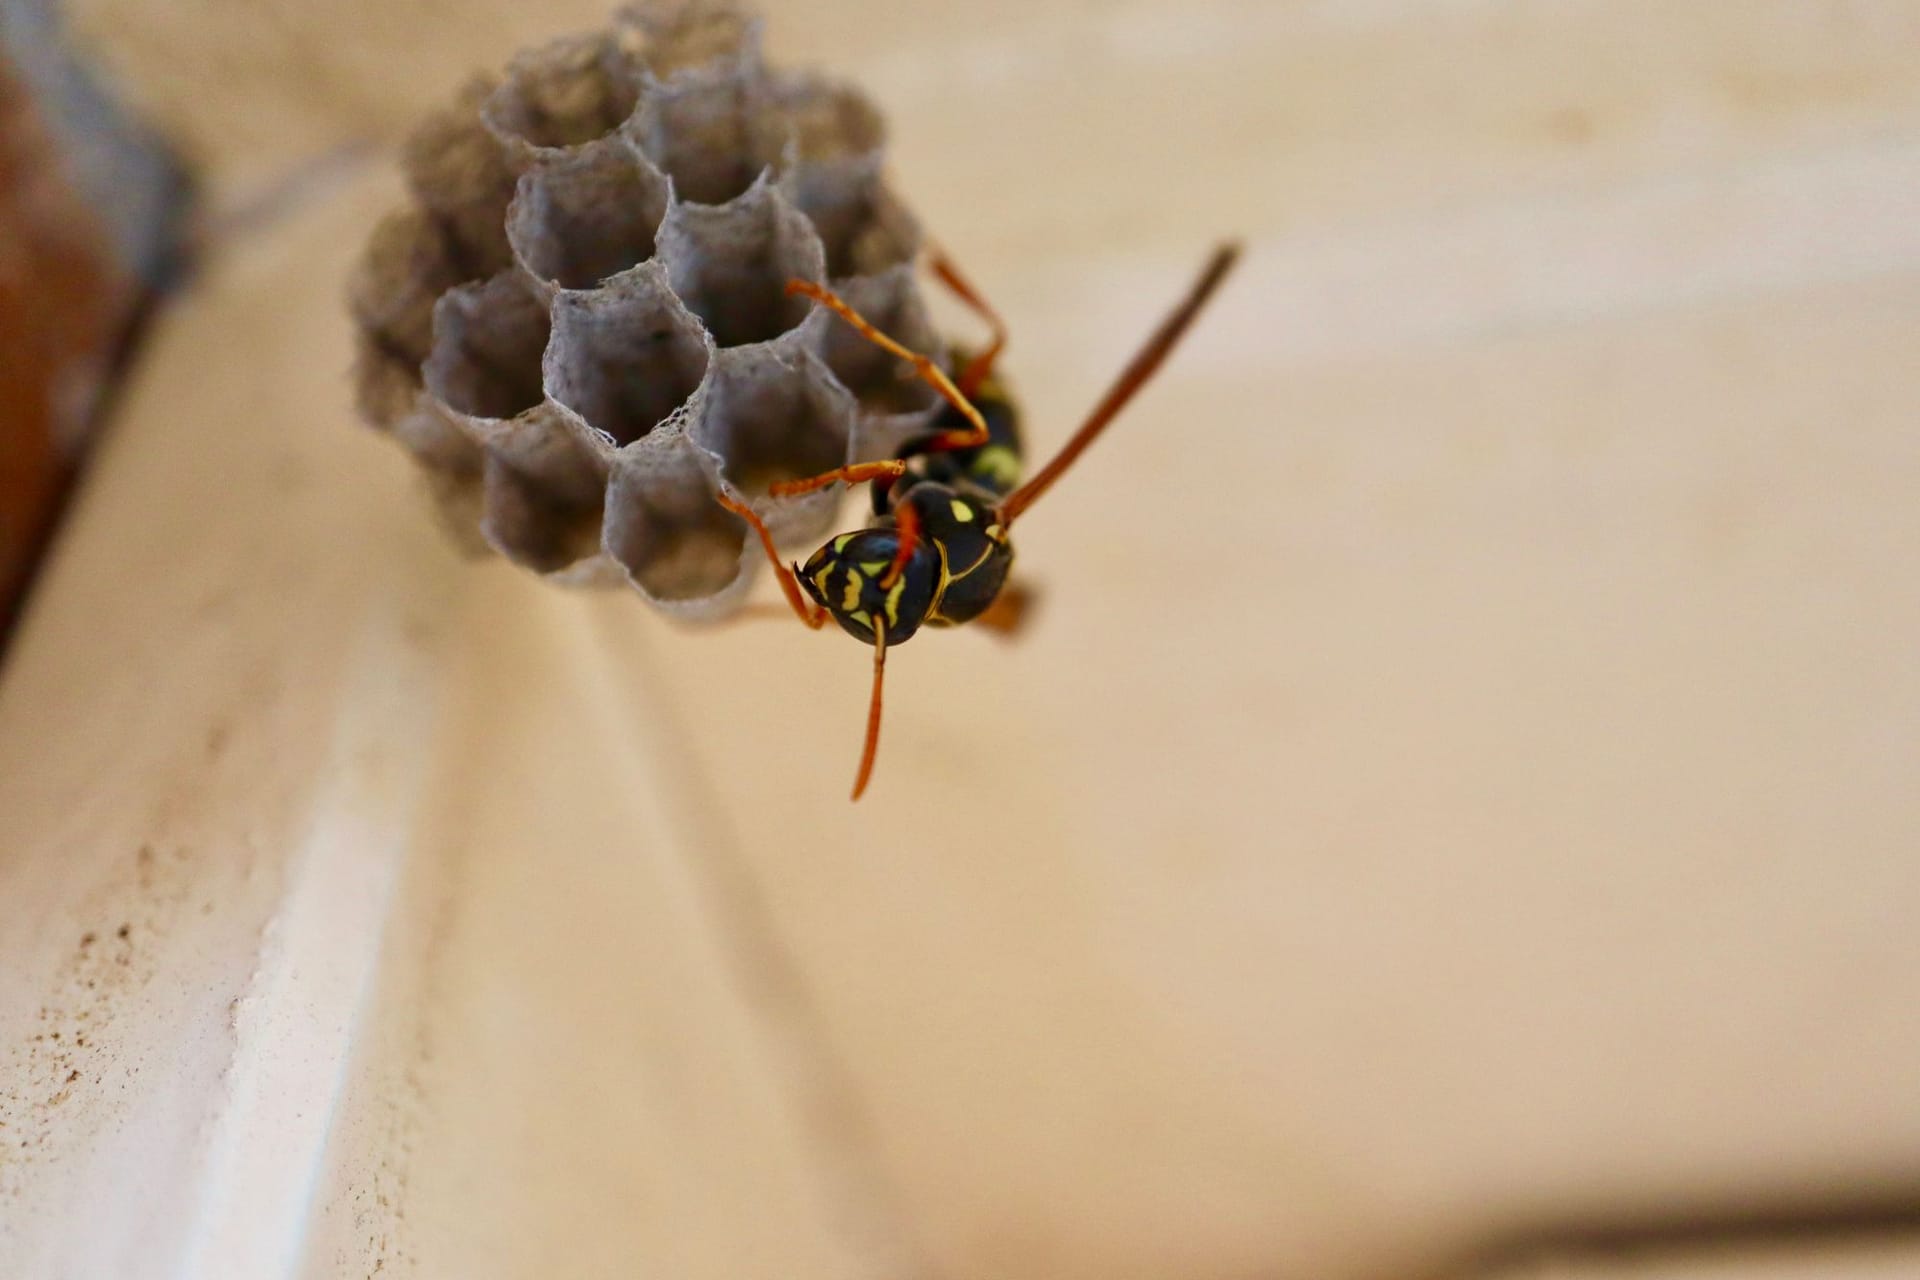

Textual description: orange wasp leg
[881,495,921,588]
[927,244,1008,401]
[714,489,827,629]
[768,458,906,499]
[784,280,990,459]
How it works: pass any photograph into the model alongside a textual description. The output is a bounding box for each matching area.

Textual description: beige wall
[6,2,1920,1277]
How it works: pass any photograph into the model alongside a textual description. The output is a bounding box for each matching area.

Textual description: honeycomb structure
[348,1,944,618]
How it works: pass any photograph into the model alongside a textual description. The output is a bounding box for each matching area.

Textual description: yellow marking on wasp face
[832,533,857,552]
[884,575,905,623]
[859,560,889,576]
[841,573,864,612]
[847,608,871,628]
[812,566,834,596]
[972,445,1021,488]
[950,500,974,523]
[986,524,1006,543]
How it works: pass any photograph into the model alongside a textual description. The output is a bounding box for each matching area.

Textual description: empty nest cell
[424,273,551,424]
[693,346,857,551]
[659,179,825,348]
[631,73,790,207]
[695,347,852,493]
[480,455,606,576]
[604,438,747,605]
[508,141,670,290]
[483,33,643,157]
[545,268,711,448]
[799,176,917,279]
[424,275,609,574]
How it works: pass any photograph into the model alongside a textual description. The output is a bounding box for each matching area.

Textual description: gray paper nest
[349,0,944,619]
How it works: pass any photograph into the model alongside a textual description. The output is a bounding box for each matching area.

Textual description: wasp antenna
[998,240,1242,526]
[851,617,889,801]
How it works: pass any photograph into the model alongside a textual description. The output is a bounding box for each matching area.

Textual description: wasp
[718,241,1241,799]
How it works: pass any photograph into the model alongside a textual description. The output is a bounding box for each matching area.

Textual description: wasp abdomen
[896,485,1015,627]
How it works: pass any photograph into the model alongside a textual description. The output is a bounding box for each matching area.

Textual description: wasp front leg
[714,489,828,629]
[767,459,906,499]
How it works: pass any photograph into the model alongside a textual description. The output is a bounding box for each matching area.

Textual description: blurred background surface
[2,3,1918,1278]
[0,0,179,638]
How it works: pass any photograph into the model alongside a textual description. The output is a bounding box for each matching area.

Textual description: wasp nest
[348,1,944,618]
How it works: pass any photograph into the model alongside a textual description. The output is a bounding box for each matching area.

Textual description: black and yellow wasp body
[719,244,1240,798]
[869,365,1024,513]
[800,362,1023,646]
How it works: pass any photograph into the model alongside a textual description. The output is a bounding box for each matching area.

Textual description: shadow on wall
[1441,1198,1920,1280]
[0,1,186,651]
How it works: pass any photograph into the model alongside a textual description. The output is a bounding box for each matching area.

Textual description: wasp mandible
[718,241,1241,799]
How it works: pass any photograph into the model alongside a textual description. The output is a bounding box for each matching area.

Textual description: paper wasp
[718,240,1241,799]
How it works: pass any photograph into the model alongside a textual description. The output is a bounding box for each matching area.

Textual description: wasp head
[798,528,940,645]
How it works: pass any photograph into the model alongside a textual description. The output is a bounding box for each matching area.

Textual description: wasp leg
[714,489,827,629]
[881,496,921,588]
[767,458,906,498]
[927,244,1007,400]
[784,279,991,457]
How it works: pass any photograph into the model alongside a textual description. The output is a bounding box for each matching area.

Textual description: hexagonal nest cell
[348,0,947,620]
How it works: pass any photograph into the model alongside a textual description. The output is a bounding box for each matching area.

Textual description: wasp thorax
[799,528,940,644]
